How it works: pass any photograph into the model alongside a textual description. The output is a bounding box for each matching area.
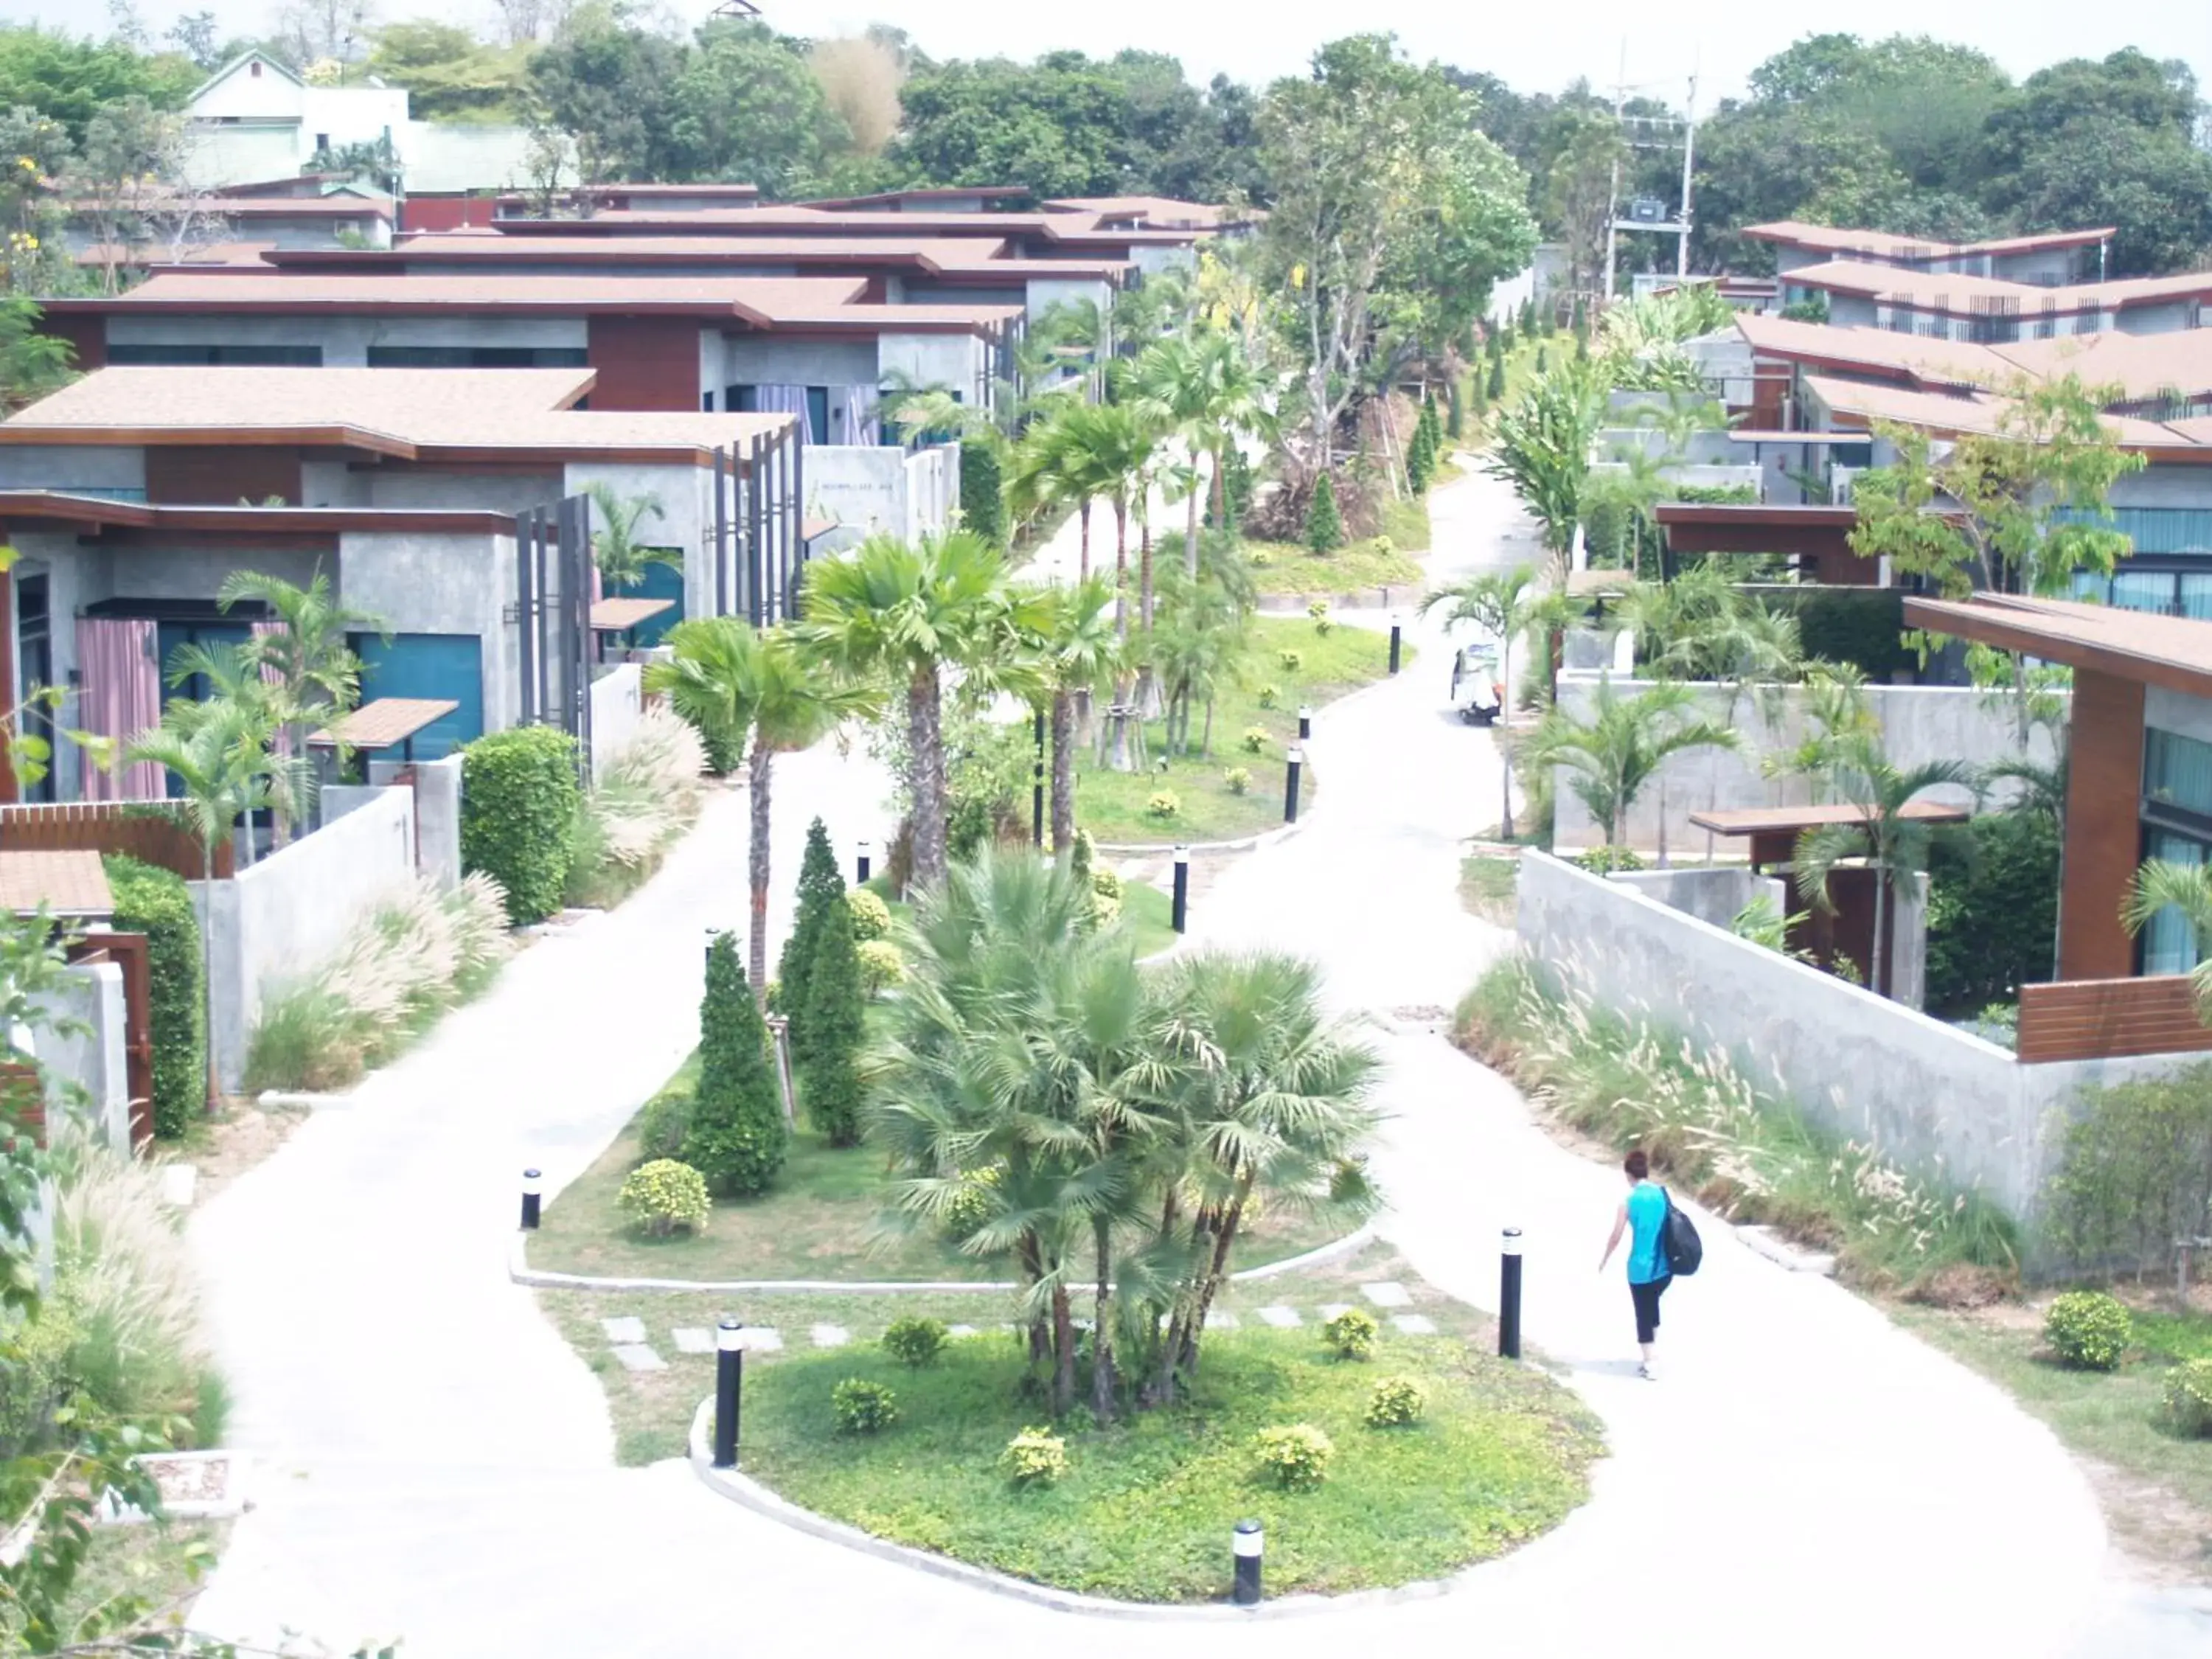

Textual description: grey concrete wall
[1550,672,2059,855]
[2111,468,2212,509]
[1517,850,2191,1223]
[589,664,642,783]
[806,443,956,542]
[0,446,146,494]
[720,335,877,390]
[338,529,515,733]
[1609,866,1786,932]
[877,333,987,405]
[2146,686,2212,745]
[363,756,463,890]
[29,961,131,1153]
[192,785,417,1090]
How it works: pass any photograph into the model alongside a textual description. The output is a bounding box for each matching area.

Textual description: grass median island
[738,1324,1596,1602]
[1248,538,1422,597]
[1072,614,1408,844]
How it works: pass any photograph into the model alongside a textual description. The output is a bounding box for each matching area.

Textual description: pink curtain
[840,384,880,446]
[75,618,163,801]
[251,622,291,756]
[753,383,810,442]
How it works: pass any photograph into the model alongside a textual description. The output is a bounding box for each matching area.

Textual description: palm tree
[1525,677,1739,850]
[1792,731,1972,1000]
[1137,948,1380,1405]
[2123,861,2212,1020]
[158,640,308,860]
[1151,566,1246,759]
[1023,576,1121,852]
[879,378,997,451]
[1054,403,1156,637]
[1124,330,1276,579]
[1482,358,1604,568]
[645,619,878,994]
[1006,406,1110,579]
[1763,661,1877,803]
[794,531,1045,891]
[585,484,672,591]
[128,697,276,1102]
[1420,563,1573,840]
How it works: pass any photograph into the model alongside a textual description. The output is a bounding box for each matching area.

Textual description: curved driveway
[189,470,2140,1657]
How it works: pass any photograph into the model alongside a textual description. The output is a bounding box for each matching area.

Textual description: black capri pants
[1630,1275,1672,1344]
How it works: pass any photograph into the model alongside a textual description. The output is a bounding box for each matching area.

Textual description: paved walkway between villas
[187,469,2200,1657]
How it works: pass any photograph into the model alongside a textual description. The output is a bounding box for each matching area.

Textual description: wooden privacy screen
[2017,975,2212,1064]
[0,802,233,882]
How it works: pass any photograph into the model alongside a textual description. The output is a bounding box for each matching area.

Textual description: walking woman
[1599,1149,1671,1380]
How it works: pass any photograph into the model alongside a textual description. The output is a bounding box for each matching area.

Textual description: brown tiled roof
[1688,801,1969,838]
[741,299,1024,333]
[1043,195,1235,229]
[309,698,458,750]
[328,234,1015,265]
[801,187,1028,209]
[1734,313,2005,387]
[72,240,276,268]
[0,851,112,917]
[48,271,869,321]
[1746,221,2113,260]
[588,598,674,632]
[1993,330,2212,401]
[1800,373,2194,448]
[1902,594,2212,698]
[1784,258,2212,315]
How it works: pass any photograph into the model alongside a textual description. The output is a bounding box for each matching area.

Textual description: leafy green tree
[1026,575,1121,850]
[0,299,73,413]
[1121,329,1273,580]
[1792,731,1972,1000]
[1483,357,1603,563]
[1420,564,1571,838]
[1525,677,1739,849]
[1304,470,1343,553]
[959,440,1006,548]
[585,484,672,589]
[644,619,875,992]
[795,531,1045,892]
[684,931,785,1196]
[799,877,866,1147]
[0,25,197,142]
[669,19,849,195]
[1006,400,1116,581]
[369,20,535,122]
[528,9,685,183]
[776,818,843,1065]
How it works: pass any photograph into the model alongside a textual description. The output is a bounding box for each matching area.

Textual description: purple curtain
[840,385,879,447]
[753,383,810,442]
[75,618,162,801]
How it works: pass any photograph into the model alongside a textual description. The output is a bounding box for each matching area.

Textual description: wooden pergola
[308,698,460,766]
[1687,800,1972,872]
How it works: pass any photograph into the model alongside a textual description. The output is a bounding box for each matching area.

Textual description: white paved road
[186,470,2184,1658]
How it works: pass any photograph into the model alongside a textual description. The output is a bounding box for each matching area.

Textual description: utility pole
[1601,42,1625,306]
[1677,64,1698,277]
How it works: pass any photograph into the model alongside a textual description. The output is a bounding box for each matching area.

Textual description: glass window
[2142,831,2207,976]
[2112,571,2175,613]
[2146,727,2212,818]
[2181,575,2212,621]
[108,344,322,366]
[366,347,588,368]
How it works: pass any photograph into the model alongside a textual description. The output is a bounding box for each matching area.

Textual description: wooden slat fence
[0,802,232,882]
[2017,975,2212,1064]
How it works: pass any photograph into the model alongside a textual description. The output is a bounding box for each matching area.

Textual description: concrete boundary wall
[589,665,643,784]
[29,962,130,1153]
[193,787,418,1091]
[1517,850,2185,1220]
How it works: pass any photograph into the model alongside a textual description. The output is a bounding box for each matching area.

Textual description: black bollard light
[1297,704,1312,741]
[714,1318,744,1467]
[1172,844,1189,934]
[1388,614,1404,675]
[1499,1226,1523,1360]
[1233,1518,1263,1605]
[855,839,872,886]
[1032,710,1046,848]
[520,1168,542,1230]
[703,925,720,967]
[1283,745,1304,824]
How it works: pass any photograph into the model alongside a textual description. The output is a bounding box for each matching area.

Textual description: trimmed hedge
[102,855,206,1138]
[959,440,1006,548]
[1925,810,2059,1012]
[460,726,581,925]
[1745,585,1914,681]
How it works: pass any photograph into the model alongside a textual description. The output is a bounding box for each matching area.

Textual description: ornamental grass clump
[1322,1307,1378,1361]
[566,708,709,908]
[832,1378,898,1434]
[2043,1291,2132,1371]
[617,1158,711,1237]
[1001,1426,1068,1488]
[1252,1424,1333,1490]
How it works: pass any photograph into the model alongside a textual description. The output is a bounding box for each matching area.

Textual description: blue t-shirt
[1626,1181,1670,1284]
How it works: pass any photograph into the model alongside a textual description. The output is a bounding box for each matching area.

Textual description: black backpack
[1660,1189,1703,1277]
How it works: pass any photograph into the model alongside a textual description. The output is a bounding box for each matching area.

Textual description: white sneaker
[1637,1362,1658,1381]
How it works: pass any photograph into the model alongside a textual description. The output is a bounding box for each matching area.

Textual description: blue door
[611,559,685,647]
[353,633,484,759]
[154,620,253,799]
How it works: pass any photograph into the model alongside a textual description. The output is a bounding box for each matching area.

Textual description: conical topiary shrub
[1305,470,1344,553]
[684,933,786,1197]
[799,893,867,1147]
[777,818,844,1065]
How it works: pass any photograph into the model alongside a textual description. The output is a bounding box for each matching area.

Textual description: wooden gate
[64,931,154,1149]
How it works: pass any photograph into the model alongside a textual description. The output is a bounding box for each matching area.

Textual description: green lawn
[739,1323,1593,1601]
[55,1519,226,1647]
[1893,1298,2212,1574]
[534,1080,1346,1287]
[1074,616,1407,844]
[1249,538,1423,597]
[1459,853,1518,925]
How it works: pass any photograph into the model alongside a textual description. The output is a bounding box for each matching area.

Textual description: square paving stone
[611,1344,666,1372]
[741,1327,783,1352]
[1360,1281,1412,1307]
[1391,1314,1438,1335]
[1256,1306,1304,1328]
[671,1328,714,1354]
[1204,1310,1239,1329]
[601,1316,647,1344]
[1319,1303,1354,1321]
[810,1324,850,1348]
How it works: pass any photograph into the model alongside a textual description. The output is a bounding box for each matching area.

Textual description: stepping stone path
[1360,1281,1411,1307]
[1256,1306,1303,1328]
[671,1328,714,1354]
[1319,1304,1354,1322]
[740,1327,783,1352]
[1203,1310,1239,1329]
[810,1324,850,1349]
[601,1316,647,1343]
[1391,1314,1438,1335]
[611,1344,666,1373]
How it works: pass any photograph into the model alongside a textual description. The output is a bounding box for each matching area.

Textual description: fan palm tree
[1021,576,1122,852]
[645,619,879,993]
[1524,677,1739,850]
[127,696,276,1102]
[1792,731,1972,999]
[1421,563,1573,840]
[585,484,672,591]
[1123,330,1276,578]
[2123,861,2212,1020]
[1136,948,1380,1405]
[794,531,1046,891]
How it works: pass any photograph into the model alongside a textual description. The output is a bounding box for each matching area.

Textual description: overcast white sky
[19,0,2212,109]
